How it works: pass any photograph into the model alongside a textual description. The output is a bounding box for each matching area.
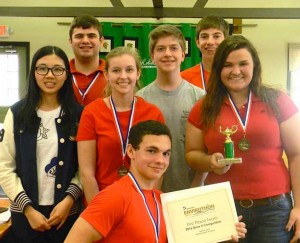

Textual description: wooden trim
[1,7,300,18]
[110,0,124,8]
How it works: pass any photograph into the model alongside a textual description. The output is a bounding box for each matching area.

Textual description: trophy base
[218,158,242,165]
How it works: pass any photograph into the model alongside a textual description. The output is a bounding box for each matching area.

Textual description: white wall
[0,17,299,90]
[242,19,300,89]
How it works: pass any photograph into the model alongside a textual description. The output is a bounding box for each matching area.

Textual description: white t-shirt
[36,106,61,205]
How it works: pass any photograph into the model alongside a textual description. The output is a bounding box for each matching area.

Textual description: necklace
[72,72,100,104]
[128,172,160,243]
[110,96,136,176]
[227,92,252,152]
[200,63,207,91]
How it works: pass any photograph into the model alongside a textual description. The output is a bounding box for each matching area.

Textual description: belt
[236,193,290,208]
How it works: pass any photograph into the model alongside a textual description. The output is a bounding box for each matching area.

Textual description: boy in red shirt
[181,15,229,91]
[69,15,107,105]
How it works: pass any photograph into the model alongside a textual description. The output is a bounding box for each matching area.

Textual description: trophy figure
[218,126,242,165]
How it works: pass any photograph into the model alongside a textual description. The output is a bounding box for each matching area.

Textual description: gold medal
[118,164,129,177]
[110,96,135,178]
[227,92,252,153]
[238,138,250,151]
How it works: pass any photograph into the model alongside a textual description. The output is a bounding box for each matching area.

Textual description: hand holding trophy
[218,125,242,165]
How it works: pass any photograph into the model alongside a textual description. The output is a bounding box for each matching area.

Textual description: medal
[72,72,100,104]
[238,138,250,151]
[227,92,252,152]
[110,96,136,177]
[118,163,129,177]
[128,172,160,243]
[200,63,207,91]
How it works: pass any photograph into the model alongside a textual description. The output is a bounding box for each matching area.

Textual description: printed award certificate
[161,182,238,243]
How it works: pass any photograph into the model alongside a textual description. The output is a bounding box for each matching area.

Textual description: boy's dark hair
[196,15,229,39]
[128,120,172,150]
[69,14,103,38]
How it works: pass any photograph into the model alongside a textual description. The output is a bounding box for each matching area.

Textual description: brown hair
[201,35,280,128]
[148,24,186,55]
[69,14,103,39]
[196,15,229,39]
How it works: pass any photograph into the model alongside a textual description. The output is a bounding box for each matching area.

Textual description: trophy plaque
[218,126,242,165]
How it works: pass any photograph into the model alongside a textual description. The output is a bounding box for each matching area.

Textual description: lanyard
[109,96,136,160]
[200,63,207,91]
[128,172,160,243]
[227,91,252,134]
[72,72,100,103]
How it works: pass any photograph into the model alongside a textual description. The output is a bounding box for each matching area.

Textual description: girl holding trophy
[186,35,300,243]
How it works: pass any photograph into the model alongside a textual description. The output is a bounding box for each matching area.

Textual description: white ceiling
[0,0,300,18]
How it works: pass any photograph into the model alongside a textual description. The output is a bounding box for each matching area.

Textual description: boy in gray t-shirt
[136,24,206,192]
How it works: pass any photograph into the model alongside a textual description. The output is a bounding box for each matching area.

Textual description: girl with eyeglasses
[0,46,83,242]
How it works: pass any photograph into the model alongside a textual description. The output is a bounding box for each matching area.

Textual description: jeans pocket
[272,196,292,210]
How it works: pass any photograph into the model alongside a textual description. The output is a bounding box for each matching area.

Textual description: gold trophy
[218,126,242,165]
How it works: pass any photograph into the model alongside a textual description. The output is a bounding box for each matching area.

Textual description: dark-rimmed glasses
[35,66,67,76]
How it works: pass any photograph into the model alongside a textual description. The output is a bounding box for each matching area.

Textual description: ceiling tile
[206,0,300,8]
[0,0,112,7]
[122,0,153,7]
[164,0,198,8]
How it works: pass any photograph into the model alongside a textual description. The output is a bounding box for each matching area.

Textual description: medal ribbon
[200,63,207,91]
[227,91,252,134]
[72,72,100,103]
[110,96,136,160]
[128,172,160,243]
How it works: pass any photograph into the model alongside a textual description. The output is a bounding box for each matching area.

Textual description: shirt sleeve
[187,100,203,129]
[77,106,97,141]
[153,106,165,124]
[158,112,165,124]
[66,171,83,202]
[0,109,33,211]
[81,185,125,237]
[277,91,299,122]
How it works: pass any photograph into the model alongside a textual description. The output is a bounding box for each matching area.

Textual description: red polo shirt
[181,64,210,90]
[188,92,298,199]
[70,58,107,106]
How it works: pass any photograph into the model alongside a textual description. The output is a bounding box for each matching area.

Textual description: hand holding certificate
[161,182,239,243]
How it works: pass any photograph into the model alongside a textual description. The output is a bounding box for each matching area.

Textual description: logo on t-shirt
[45,157,58,177]
[37,123,49,141]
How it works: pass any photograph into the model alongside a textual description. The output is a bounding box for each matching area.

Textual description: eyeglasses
[35,66,67,76]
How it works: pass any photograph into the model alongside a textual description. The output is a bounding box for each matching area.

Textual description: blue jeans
[235,194,293,243]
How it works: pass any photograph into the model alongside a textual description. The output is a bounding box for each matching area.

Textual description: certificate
[161,182,238,243]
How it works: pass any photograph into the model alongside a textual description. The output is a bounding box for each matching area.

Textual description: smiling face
[104,54,140,96]
[151,36,185,74]
[197,28,225,61]
[69,27,103,61]
[220,48,254,95]
[35,54,67,97]
[127,134,171,187]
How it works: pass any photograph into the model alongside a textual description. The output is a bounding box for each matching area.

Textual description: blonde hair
[104,46,142,96]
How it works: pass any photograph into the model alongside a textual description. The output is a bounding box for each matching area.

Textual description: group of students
[0,13,299,243]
